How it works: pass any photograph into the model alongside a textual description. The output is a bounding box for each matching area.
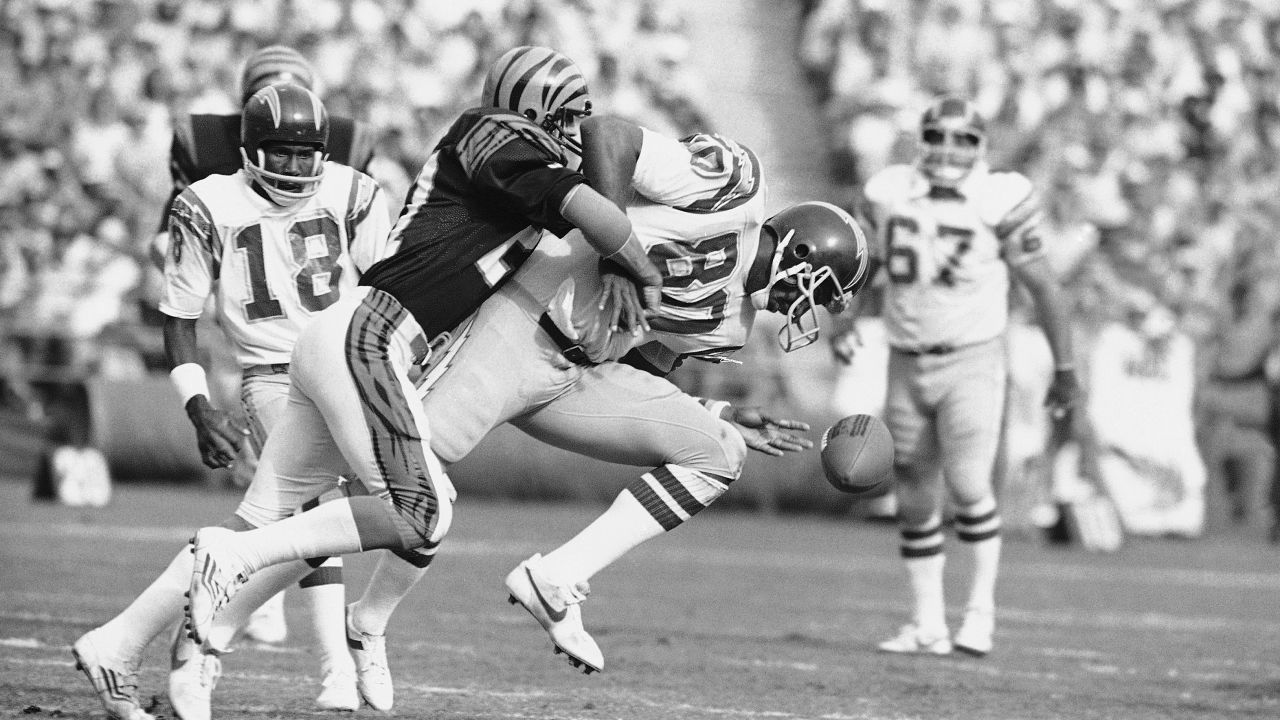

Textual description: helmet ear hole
[794,243,812,260]
[524,108,538,121]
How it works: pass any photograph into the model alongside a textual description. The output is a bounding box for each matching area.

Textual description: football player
[180,112,870,677]
[73,84,393,720]
[152,42,378,690]
[830,97,1077,657]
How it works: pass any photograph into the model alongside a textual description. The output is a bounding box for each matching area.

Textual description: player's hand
[727,406,813,457]
[597,266,650,335]
[186,397,250,469]
[1045,367,1080,420]
[829,328,860,365]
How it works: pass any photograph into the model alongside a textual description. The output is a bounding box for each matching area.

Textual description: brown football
[820,414,894,495]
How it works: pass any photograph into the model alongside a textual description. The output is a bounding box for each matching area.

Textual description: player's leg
[507,363,748,672]
[186,292,454,644]
[936,340,1007,656]
[878,352,951,654]
[240,370,357,709]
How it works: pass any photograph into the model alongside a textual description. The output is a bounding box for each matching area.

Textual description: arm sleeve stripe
[677,136,762,214]
[995,192,1041,239]
[170,189,221,277]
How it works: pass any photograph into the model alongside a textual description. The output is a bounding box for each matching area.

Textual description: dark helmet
[240,83,329,205]
[760,201,871,351]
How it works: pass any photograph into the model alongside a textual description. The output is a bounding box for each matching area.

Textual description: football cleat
[345,604,393,711]
[504,554,603,675]
[242,591,288,645]
[877,624,953,655]
[185,528,250,649]
[72,629,155,720]
[953,607,995,657]
[167,626,221,720]
[315,669,360,712]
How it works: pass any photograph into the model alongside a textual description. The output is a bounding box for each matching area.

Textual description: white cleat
[242,592,288,645]
[315,669,360,712]
[185,528,250,648]
[504,554,603,675]
[877,624,953,655]
[346,605,393,711]
[167,627,221,720]
[953,607,995,657]
[72,629,155,720]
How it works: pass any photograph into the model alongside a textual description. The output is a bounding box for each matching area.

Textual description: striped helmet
[240,83,329,206]
[239,45,316,104]
[481,46,592,157]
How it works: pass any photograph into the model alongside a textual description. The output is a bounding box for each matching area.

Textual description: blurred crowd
[0,0,707,393]
[800,0,1280,537]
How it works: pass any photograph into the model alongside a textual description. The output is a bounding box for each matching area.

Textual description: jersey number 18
[236,215,344,321]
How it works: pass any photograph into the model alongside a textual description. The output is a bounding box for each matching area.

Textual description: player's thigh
[237,385,348,527]
[514,363,746,475]
[423,293,583,464]
[937,343,1007,502]
[884,353,939,478]
[240,371,291,450]
[295,290,447,503]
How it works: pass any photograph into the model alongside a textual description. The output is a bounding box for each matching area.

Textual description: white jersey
[862,163,1044,349]
[160,162,392,367]
[511,127,767,366]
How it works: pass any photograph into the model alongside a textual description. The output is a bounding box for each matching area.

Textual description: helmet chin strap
[241,147,327,206]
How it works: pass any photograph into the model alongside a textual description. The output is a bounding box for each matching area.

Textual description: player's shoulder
[452,107,562,162]
[326,114,378,170]
[636,128,764,213]
[173,112,240,153]
[968,167,1038,230]
[862,164,926,205]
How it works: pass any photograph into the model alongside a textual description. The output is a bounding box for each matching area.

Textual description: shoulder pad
[976,170,1037,231]
[454,109,563,176]
[862,164,924,206]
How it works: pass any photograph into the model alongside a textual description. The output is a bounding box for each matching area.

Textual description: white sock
[541,490,663,583]
[905,554,947,634]
[99,547,191,658]
[229,501,364,573]
[964,535,1001,614]
[351,554,431,635]
[299,559,356,677]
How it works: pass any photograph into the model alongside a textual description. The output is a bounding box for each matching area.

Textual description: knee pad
[626,464,732,531]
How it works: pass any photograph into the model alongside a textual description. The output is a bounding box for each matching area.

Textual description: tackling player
[73,84,393,720]
[830,96,1077,657]
[180,113,871,677]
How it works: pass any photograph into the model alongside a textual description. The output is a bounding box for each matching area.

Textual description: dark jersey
[359,108,584,339]
[161,111,376,230]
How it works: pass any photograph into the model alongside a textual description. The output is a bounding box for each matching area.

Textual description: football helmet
[481,45,592,160]
[239,45,315,104]
[240,83,329,206]
[917,96,986,187]
[754,201,871,352]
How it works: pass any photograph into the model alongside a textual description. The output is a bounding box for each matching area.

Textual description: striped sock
[899,520,946,633]
[955,497,1001,613]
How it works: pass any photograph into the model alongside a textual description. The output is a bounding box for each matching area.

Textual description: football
[820,414,894,495]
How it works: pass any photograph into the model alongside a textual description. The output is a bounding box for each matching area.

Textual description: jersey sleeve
[158,187,219,319]
[632,129,763,213]
[860,165,911,254]
[346,170,394,272]
[985,171,1045,266]
[455,112,584,236]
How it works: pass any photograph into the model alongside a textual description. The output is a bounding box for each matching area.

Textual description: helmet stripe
[508,51,557,115]
[264,85,282,128]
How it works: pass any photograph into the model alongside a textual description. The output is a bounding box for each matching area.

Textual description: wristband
[170,363,210,406]
[701,399,731,420]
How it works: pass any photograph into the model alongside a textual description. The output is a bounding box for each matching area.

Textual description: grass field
[1,477,1277,720]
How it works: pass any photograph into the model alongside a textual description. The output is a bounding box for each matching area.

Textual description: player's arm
[576,115,654,334]
[1010,253,1078,417]
[163,315,249,469]
[160,190,248,468]
[559,184,663,328]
